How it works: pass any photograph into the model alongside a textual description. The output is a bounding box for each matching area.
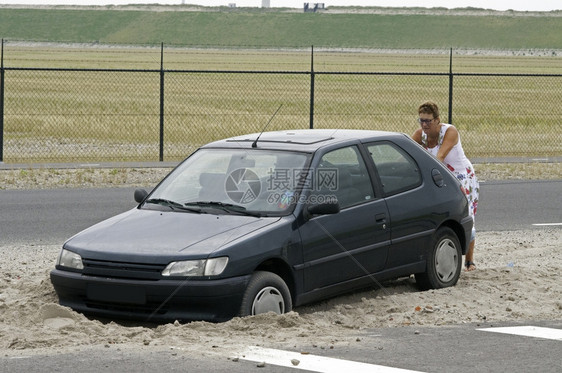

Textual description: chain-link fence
[1,43,561,163]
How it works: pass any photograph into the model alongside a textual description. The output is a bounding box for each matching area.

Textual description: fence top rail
[452,72,562,77]
[2,66,561,77]
[2,67,159,73]
[166,69,312,75]
[1,67,314,74]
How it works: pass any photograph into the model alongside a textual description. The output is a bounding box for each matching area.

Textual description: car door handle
[375,213,387,230]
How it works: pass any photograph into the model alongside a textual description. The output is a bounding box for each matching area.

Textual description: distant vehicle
[50,129,472,322]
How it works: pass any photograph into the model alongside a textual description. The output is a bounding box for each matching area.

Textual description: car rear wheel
[415,227,462,290]
[239,271,292,317]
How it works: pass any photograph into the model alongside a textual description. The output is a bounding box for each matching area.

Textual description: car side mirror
[134,188,148,203]
[304,199,340,220]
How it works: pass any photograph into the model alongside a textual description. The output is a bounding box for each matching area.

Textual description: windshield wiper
[184,201,261,217]
[145,198,203,213]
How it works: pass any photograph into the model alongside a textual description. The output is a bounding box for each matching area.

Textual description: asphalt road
[1,180,561,245]
[1,180,561,372]
[2,321,562,372]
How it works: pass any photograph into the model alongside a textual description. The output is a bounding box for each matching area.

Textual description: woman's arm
[412,128,423,145]
[436,125,459,162]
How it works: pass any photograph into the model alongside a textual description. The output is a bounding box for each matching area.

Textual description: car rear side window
[367,142,421,196]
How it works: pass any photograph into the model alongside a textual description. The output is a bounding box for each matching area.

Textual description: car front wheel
[239,271,292,317]
[415,227,462,290]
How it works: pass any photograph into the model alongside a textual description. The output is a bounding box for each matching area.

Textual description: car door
[366,141,430,269]
[298,145,391,293]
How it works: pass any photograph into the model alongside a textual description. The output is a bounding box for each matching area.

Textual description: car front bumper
[50,269,251,323]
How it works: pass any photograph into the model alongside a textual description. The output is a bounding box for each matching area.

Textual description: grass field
[4,44,562,74]
[0,6,561,163]
[2,45,561,163]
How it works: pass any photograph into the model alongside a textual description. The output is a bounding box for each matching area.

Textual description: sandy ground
[1,166,560,359]
[0,228,560,359]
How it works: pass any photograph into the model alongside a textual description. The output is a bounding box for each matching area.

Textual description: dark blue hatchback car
[50,129,473,322]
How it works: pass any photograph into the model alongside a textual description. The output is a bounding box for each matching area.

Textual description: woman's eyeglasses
[417,118,434,124]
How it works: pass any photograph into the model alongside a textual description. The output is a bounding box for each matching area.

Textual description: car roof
[201,129,408,152]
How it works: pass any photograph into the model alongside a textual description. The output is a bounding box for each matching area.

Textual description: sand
[1,228,560,359]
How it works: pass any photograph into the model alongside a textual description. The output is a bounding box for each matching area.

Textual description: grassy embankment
[1,6,561,49]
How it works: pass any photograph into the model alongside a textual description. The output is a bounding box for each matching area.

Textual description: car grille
[85,299,169,316]
[82,258,166,280]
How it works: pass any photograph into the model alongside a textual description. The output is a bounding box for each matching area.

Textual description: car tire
[239,271,292,317]
[415,227,462,290]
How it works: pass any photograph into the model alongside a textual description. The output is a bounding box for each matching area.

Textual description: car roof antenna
[252,104,283,148]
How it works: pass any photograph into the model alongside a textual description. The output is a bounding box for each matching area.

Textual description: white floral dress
[421,123,479,232]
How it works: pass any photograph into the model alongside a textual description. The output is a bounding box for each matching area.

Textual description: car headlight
[57,248,84,270]
[162,257,228,277]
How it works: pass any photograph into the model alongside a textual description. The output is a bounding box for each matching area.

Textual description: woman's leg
[465,239,476,271]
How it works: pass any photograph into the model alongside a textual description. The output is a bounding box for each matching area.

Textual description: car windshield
[146,148,311,216]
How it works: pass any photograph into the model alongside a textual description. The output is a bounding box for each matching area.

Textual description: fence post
[0,39,4,163]
[159,42,164,162]
[309,45,315,129]
[448,47,453,124]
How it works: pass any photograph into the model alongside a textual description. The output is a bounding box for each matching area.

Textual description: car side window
[313,146,374,209]
[367,142,421,196]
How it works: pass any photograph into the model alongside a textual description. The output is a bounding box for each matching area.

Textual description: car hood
[64,208,280,262]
